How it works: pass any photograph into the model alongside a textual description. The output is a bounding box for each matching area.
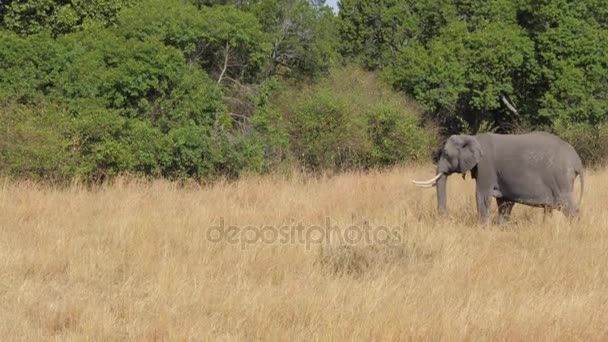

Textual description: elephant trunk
[436,174,447,215]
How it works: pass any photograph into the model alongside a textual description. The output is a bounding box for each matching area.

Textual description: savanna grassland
[1,165,606,341]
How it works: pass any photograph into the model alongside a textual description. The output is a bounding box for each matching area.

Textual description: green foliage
[367,104,428,166]
[250,79,291,171]
[337,0,457,69]
[287,86,369,169]
[188,0,339,79]
[386,23,468,127]
[530,1,608,125]
[553,123,608,167]
[0,2,275,182]
[165,125,264,179]
[11,0,608,180]
[0,101,74,180]
[340,0,608,134]
[166,125,217,178]
[51,30,187,120]
[0,31,63,102]
[0,0,135,36]
[67,110,170,180]
[247,0,339,78]
[213,131,265,178]
[386,19,537,132]
[120,1,272,83]
[275,66,432,170]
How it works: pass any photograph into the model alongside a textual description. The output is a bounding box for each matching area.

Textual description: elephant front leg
[476,188,492,224]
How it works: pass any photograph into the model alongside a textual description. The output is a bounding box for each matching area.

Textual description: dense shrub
[366,104,428,166]
[553,123,608,168]
[0,0,345,182]
[0,101,74,180]
[0,0,134,36]
[250,106,291,172]
[274,66,433,171]
[5,0,607,181]
[286,86,369,170]
[0,12,268,182]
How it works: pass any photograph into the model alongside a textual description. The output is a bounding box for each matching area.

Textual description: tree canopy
[338,0,608,133]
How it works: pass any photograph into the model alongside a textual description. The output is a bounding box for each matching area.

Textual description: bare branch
[189,42,210,64]
[222,96,255,110]
[501,95,519,115]
[229,112,251,121]
[217,42,230,86]
[223,77,256,95]
[229,112,251,135]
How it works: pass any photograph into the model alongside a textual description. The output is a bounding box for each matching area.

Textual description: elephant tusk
[413,182,435,188]
[412,173,442,187]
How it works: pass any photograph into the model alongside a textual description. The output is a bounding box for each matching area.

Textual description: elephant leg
[560,193,578,219]
[496,199,514,224]
[476,188,492,224]
[542,206,553,223]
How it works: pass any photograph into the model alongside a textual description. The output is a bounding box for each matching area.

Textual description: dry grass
[1,165,607,341]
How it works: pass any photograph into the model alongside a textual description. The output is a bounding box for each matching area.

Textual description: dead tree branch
[217,42,230,85]
[501,94,519,115]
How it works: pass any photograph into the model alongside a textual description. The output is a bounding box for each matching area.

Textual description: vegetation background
[1,0,607,182]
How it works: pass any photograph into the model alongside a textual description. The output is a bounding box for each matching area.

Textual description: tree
[337,0,456,69]
[0,0,135,36]
[340,0,608,134]
[247,0,338,79]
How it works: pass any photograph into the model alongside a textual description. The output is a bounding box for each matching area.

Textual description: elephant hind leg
[560,193,578,219]
[496,198,514,224]
[542,205,553,223]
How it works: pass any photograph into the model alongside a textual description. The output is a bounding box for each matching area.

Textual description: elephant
[412,132,584,224]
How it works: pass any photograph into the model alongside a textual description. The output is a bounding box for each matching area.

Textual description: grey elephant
[413,132,584,224]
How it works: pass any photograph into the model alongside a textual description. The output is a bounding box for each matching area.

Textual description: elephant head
[412,135,482,214]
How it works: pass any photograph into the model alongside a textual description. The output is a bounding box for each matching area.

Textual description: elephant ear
[458,136,482,172]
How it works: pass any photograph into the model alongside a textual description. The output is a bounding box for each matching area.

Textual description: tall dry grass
[1,165,607,340]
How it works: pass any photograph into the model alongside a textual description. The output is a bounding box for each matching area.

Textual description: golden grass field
[1,165,607,341]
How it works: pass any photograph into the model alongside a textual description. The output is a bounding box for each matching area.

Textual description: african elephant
[413,132,584,224]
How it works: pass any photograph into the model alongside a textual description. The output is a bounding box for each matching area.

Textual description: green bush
[1,0,133,36]
[70,111,172,181]
[366,104,429,166]
[121,120,172,176]
[0,31,64,103]
[286,86,369,170]
[212,131,265,179]
[274,66,433,171]
[0,101,74,181]
[251,106,290,172]
[167,125,218,178]
[166,125,264,180]
[554,123,608,167]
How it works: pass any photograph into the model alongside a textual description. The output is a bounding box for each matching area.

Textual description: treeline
[0,0,607,182]
[0,0,429,181]
[337,0,608,163]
